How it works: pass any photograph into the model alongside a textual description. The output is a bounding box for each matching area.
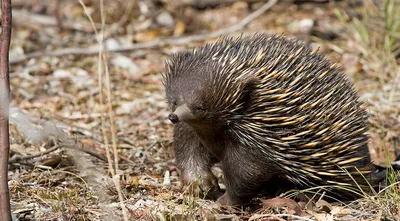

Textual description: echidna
[163,33,381,205]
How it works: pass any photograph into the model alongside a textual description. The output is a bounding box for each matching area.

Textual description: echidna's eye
[171,101,178,110]
[194,105,205,112]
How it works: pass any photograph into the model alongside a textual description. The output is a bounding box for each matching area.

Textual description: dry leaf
[174,20,185,36]
[315,200,332,213]
[134,30,160,42]
[262,197,302,215]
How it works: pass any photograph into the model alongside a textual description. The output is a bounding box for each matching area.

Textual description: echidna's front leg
[173,122,221,199]
[218,148,274,205]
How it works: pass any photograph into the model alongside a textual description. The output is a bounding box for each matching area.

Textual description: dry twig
[10,0,278,64]
[79,0,129,220]
[8,144,61,164]
[8,142,109,164]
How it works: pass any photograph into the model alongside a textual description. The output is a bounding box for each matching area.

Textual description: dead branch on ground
[10,0,278,64]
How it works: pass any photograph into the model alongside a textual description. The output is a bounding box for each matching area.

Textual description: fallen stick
[10,0,278,64]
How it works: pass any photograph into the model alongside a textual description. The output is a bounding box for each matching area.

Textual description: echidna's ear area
[237,75,259,89]
[236,75,260,105]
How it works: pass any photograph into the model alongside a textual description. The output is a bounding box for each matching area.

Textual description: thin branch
[78,0,130,220]
[10,0,278,64]
[8,142,109,164]
[8,145,61,163]
[100,0,129,218]
[0,0,12,219]
[9,106,135,164]
[74,145,108,162]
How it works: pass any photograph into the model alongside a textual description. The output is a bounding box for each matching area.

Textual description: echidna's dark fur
[164,33,376,205]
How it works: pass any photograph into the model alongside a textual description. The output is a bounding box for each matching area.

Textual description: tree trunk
[0,0,12,220]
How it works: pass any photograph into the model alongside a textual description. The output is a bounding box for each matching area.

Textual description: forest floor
[7,0,400,220]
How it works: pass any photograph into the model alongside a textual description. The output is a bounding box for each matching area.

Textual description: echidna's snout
[168,104,194,124]
[168,113,179,123]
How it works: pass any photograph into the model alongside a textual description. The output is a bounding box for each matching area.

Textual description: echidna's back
[203,34,371,189]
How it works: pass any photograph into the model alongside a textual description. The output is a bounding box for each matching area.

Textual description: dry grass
[333,0,400,218]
